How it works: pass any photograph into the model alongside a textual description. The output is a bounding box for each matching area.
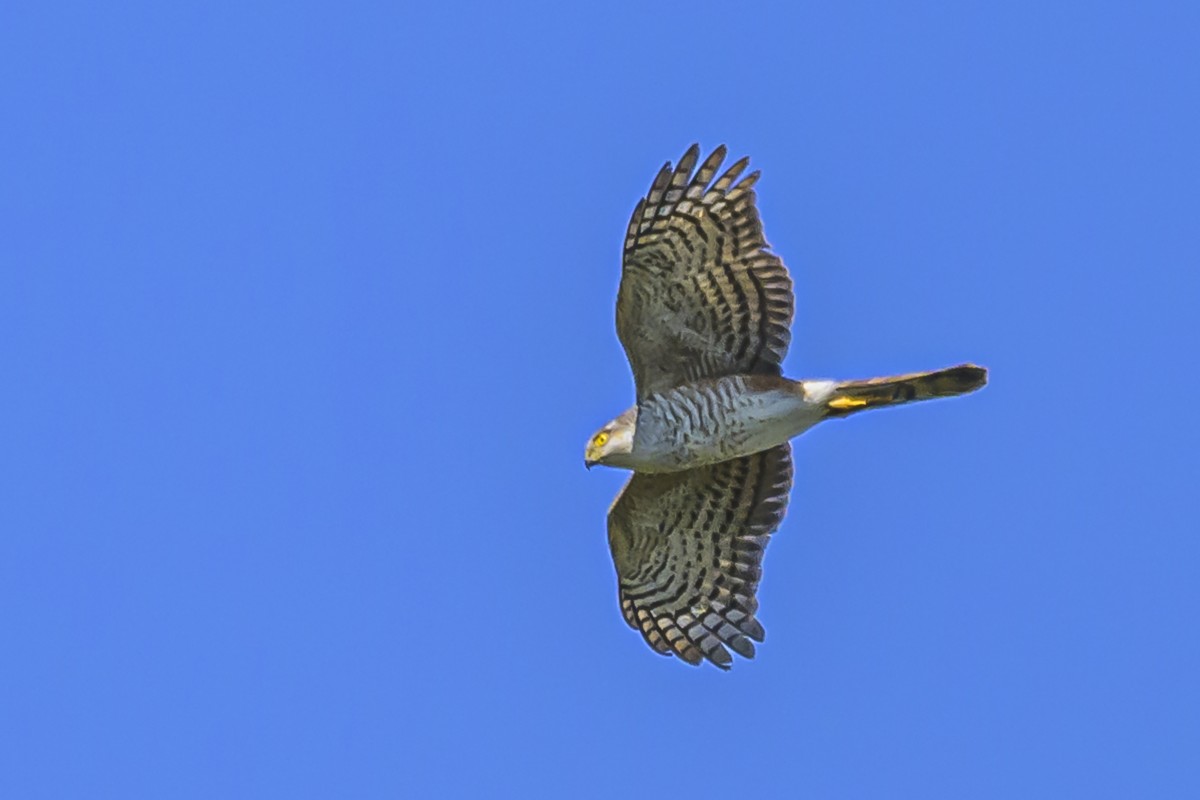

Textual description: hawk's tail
[825,364,987,416]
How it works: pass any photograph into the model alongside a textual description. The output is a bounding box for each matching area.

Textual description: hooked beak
[584,458,595,470]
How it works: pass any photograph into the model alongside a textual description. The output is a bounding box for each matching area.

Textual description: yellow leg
[827,396,870,410]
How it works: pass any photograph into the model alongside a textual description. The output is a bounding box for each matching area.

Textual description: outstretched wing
[617,144,794,400]
[607,444,793,669]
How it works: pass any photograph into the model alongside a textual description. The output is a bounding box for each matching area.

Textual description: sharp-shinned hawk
[585,145,986,669]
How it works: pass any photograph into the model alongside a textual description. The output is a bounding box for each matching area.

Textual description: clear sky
[2,2,1198,797]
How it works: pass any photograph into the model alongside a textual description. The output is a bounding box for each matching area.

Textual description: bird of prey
[585,144,987,669]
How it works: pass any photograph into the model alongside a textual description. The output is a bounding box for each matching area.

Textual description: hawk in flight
[585,144,986,669]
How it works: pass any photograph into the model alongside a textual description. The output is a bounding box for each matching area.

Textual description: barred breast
[629,374,826,472]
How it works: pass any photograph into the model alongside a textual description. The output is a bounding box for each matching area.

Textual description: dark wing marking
[606,445,793,669]
[617,144,794,400]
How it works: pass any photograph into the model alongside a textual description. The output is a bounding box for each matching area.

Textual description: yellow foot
[828,396,870,410]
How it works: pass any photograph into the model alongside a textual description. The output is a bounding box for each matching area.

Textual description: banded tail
[825,364,987,416]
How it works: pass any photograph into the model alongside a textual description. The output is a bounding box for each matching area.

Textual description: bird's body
[616,375,822,473]
[605,365,988,474]
[586,145,987,669]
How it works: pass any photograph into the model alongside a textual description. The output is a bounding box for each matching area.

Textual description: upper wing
[617,144,794,400]
[607,444,793,669]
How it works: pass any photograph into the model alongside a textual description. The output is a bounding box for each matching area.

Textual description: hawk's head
[584,406,636,470]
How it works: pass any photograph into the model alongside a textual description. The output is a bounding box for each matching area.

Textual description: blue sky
[2,2,1198,797]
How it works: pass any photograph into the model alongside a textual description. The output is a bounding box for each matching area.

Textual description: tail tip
[948,363,988,393]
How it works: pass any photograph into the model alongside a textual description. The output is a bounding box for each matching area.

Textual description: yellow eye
[592,432,609,448]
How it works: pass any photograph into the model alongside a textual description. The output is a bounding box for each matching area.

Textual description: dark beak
[584,459,594,470]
